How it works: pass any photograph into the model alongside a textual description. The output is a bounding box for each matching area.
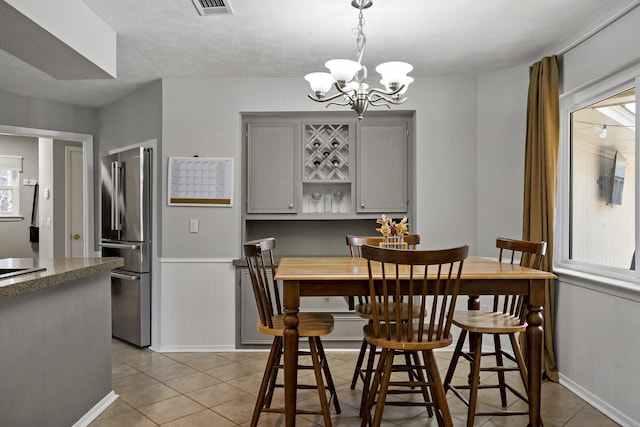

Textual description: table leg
[283,280,300,427]
[526,279,544,427]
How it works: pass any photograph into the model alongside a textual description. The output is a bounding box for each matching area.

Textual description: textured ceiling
[0,0,637,108]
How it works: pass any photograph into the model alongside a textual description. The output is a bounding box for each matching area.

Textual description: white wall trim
[151,344,236,353]
[559,373,639,427]
[158,257,235,263]
[71,391,119,427]
[556,268,640,303]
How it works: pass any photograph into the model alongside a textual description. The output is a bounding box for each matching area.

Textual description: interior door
[66,146,84,257]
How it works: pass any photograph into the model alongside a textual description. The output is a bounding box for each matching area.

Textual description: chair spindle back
[494,237,547,320]
[244,238,281,329]
[361,244,468,345]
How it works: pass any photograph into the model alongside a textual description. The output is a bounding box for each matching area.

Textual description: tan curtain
[522,55,559,382]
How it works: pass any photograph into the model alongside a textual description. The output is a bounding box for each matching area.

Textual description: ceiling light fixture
[304,0,413,120]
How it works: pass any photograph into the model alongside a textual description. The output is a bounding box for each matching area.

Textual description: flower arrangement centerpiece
[376,214,409,246]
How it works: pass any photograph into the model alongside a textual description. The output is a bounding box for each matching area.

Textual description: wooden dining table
[274,256,557,427]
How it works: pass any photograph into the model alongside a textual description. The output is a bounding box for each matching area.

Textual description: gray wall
[0,134,39,258]
[159,75,479,259]
[0,89,95,135]
[476,65,530,256]
[0,271,113,427]
[96,80,163,253]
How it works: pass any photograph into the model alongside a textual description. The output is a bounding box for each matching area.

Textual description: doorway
[0,124,94,258]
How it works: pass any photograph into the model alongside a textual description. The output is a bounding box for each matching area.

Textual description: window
[566,87,636,275]
[0,155,23,217]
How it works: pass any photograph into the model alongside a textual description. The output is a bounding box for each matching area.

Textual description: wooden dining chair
[443,237,547,427]
[244,238,341,427]
[346,234,421,415]
[360,244,469,427]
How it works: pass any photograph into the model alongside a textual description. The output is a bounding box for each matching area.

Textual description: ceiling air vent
[191,0,233,15]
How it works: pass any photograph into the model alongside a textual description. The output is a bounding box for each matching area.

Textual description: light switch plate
[189,219,199,233]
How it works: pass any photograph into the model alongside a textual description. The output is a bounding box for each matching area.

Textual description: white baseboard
[151,344,237,353]
[72,391,119,427]
[559,373,638,427]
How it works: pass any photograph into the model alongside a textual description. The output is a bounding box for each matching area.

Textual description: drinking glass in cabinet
[334,192,343,213]
[310,191,322,213]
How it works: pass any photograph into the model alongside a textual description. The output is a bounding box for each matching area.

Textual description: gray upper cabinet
[244,113,411,218]
[246,122,298,213]
[357,119,408,213]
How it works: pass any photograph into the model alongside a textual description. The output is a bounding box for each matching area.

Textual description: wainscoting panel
[154,258,236,352]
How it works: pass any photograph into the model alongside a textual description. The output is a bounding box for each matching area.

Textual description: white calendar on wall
[168,157,233,206]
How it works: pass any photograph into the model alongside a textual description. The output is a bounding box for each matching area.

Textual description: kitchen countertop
[0,257,123,300]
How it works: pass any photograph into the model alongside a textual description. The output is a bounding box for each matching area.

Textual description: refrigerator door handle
[111,271,140,281]
[112,161,123,231]
[99,242,140,250]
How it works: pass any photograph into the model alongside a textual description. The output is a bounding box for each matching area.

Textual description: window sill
[0,215,24,222]
[554,265,640,303]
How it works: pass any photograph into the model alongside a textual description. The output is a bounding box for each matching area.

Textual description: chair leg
[411,351,434,417]
[309,336,333,427]
[359,342,377,417]
[467,333,483,427]
[494,333,508,407]
[251,337,282,427]
[361,347,388,427]
[315,335,342,414]
[509,333,529,397]
[443,328,467,393]
[264,338,283,408]
[423,350,453,427]
[372,349,394,427]
[351,337,370,389]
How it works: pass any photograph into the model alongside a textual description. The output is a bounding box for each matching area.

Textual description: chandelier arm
[334,83,358,97]
[369,99,391,110]
[368,84,406,97]
[368,93,408,105]
[307,92,352,104]
[326,101,354,108]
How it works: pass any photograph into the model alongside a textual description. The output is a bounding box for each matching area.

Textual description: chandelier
[304,0,413,120]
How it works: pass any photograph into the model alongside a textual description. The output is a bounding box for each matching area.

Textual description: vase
[382,234,405,249]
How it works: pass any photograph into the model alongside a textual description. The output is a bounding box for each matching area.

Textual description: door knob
[73,234,80,240]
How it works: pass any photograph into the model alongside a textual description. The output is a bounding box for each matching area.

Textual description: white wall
[555,5,640,426]
[476,65,530,256]
[37,138,54,258]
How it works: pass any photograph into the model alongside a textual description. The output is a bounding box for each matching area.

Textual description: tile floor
[89,339,620,426]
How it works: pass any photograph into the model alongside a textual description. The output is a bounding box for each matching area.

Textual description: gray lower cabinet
[238,268,366,346]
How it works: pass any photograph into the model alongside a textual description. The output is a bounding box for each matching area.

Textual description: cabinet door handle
[289,204,294,209]
[361,203,365,208]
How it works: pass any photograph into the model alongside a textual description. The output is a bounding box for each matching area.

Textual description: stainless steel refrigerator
[100,147,152,347]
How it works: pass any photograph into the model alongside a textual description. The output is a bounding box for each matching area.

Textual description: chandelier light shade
[304,0,413,120]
